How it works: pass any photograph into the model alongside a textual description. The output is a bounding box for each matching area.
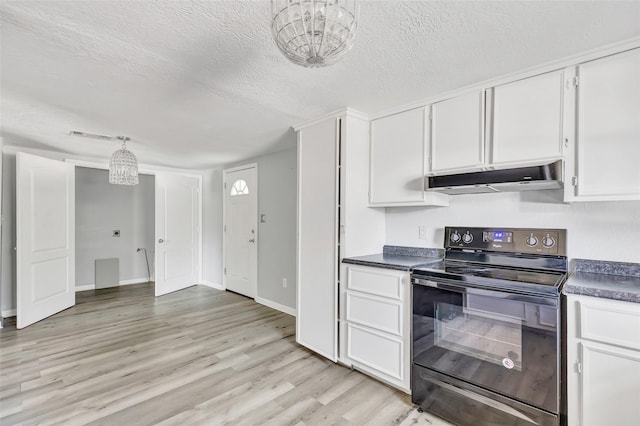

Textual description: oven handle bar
[411,277,558,306]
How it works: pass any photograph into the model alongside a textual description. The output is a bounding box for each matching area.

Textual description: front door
[16,152,75,329]
[155,173,200,296]
[224,165,257,298]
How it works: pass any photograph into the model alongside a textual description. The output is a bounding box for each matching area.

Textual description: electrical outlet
[282,278,287,288]
[418,225,427,240]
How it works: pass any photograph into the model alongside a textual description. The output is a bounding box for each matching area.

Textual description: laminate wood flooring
[0,284,452,426]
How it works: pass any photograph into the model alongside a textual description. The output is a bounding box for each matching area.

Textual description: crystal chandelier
[270,0,358,68]
[109,137,139,185]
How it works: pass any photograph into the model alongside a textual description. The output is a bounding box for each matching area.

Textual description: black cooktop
[412,261,567,297]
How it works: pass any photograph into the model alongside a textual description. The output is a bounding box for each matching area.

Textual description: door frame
[0,138,4,328]
[222,163,258,297]
[65,158,203,290]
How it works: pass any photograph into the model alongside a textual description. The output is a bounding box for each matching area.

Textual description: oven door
[412,276,560,415]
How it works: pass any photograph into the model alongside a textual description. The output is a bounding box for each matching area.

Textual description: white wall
[225,146,297,309]
[202,168,224,286]
[254,148,297,309]
[386,190,640,263]
[75,167,155,287]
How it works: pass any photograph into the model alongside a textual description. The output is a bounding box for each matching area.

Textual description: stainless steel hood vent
[426,160,563,195]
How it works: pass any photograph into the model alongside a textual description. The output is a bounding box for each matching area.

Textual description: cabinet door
[431,91,485,172]
[575,48,640,200]
[578,341,640,426]
[347,323,404,382]
[492,70,565,164]
[297,118,338,361]
[369,108,426,204]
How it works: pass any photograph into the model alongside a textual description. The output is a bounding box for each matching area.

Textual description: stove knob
[526,233,538,247]
[450,231,461,243]
[462,232,473,244]
[542,235,556,248]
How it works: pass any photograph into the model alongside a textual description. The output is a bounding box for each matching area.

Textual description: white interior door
[155,173,200,296]
[223,166,257,298]
[17,152,75,329]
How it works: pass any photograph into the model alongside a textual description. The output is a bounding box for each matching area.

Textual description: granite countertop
[563,259,640,303]
[342,246,443,271]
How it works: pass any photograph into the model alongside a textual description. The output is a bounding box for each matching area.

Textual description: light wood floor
[0,283,452,425]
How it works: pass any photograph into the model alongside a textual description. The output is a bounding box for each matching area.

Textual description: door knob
[158,239,164,244]
[249,238,255,243]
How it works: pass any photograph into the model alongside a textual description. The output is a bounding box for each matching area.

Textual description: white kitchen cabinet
[569,48,640,201]
[343,265,411,392]
[296,111,385,363]
[491,70,567,165]
[566,294,640,426]
[430,90,485,173]
[369,108,448,207]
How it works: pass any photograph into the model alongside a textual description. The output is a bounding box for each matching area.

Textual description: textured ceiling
[1,1,639,168]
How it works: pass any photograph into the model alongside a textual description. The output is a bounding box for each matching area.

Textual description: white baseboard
[2,309,17,318]
[120,277,151,286]
[255,297,296,317]
[75,284,96,292]
[75,277,151,292]
[200,281,225,290]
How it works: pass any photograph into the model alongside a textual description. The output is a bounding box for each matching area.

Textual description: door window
[230,179,249,196]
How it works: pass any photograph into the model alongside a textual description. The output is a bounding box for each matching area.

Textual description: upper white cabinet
[369,108,449,207]
[370,108,425,204]
[430,90,485,173]
[570,48,640,201]
[491,70,566,164]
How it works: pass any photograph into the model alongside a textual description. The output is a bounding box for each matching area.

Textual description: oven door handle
[412,277,558,306]
[412,278,466,293]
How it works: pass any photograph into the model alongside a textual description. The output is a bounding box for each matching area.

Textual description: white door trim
[0,138,3,328]
[222,163,258,297]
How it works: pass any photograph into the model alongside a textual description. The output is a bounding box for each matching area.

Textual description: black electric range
[411,226,568,426]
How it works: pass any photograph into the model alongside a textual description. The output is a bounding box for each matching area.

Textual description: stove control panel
[445,227,566,256]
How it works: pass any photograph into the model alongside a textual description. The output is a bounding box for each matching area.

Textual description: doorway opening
[13,151,203,328]
[75,166,155,291]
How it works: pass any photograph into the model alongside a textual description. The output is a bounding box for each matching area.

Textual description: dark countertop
[342,253,442,271]
[563,259,640,303]
[342,246,444,271]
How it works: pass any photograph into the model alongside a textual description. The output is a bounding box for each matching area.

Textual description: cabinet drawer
[579,299,640,350]
[346,291,402,336]
[347,323,403,380]
[347,267,404,300]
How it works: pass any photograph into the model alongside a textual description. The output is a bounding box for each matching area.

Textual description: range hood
[426,160,563,195]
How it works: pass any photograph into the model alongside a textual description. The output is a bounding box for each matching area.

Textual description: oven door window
[436,298,523,371]
[413,283,558,414]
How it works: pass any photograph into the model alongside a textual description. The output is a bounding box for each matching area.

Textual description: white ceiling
[1,1,639,169]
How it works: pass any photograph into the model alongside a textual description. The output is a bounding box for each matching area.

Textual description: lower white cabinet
[566,294,640,425]
[342,265,411,393]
